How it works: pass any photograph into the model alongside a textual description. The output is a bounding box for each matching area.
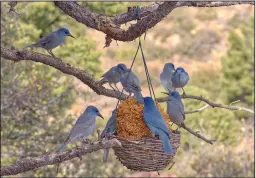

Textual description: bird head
[58,28,75,38]
[143,97,155,108]
[86,106,104,119]
[175,67,185,76]
[164,63,175,71]
[117,63,128,73]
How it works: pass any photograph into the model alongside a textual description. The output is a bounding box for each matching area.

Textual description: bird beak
[98,113,104,119]
[68,34,75,38]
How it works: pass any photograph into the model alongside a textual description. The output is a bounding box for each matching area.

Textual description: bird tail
[98,78,107,85]
[134,90,144,104]
[159,131,173,153]
[23,43,39,49]
[56,142,67,152]
[103,148,110,162]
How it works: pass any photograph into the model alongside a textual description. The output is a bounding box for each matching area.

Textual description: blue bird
[120,70,143,104]
[56,105,104,152]
[166,91,185,130]
[171,67,189,95]
[101,109,117,162]
[100,64,128,92]
[143,97,173,153]
[160,63,175,92]
[25,28,74,57]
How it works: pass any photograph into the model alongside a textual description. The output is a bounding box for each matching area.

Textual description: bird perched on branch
[171,67,189,95]
[101,109,117,162]
[143,97,173,153]
[120,70,143,104]
[100,63,128,92]
[160,63,175,92]
[56,105,104,152]
[166,91,185,130]
[24,27,74,57]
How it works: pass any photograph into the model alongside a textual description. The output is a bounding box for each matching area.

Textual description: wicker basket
[110,130,181,171]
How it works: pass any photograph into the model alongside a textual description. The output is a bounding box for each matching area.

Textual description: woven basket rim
[109,130,181,142]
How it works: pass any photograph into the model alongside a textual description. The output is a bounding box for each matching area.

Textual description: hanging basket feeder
[110,98,181,171]
[109,40,181,171]
[110,131,180,171]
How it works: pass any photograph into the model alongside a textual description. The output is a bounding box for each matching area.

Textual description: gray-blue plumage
[56,105,104,152]
[101,109,117,162]
[167,91,185,127]
[25,28,74,57]
[133,89,144,104]
[100,64,128,91]
[120,70,143,104]
[143,97,173,153]
[171,67,189,89]
[160,63,175,92]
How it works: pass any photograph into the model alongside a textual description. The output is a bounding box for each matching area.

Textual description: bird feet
[181,88,187,97]
[82,138,91,145]
[75,145,82,161]
[97,129,101,141]
[175,126,180,132]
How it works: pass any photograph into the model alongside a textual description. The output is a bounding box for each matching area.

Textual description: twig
[181,124,216,145]
[8,1,20,15]
[156,94,254,114]
[185,104,209,114]
[0,138,122,176]
[229,100,240,106]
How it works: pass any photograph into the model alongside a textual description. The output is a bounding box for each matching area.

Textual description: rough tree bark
[54,1,254,45]
[0,138,122,176]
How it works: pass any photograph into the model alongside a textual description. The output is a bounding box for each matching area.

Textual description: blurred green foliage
[1,2,254,177]
[221,17,254,119]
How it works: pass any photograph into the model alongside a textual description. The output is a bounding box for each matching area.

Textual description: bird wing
[101,66,116,78]
[144,108,170,137]
[36,33,57,46]
[160,72,173,91]
[131,72,141,91]
[172,98,185,120]
[102,112,116,136]
[67,115,95,140]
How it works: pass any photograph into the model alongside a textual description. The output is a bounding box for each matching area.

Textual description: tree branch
[1,47,127,100]
[181,124,216,144]
[54,1,178,42]
[1,47,254,114]
[157,94,254,114]
[185,104,209,114]
[0,138,122,176]
[54,1,254,43]
[176,1,254,8]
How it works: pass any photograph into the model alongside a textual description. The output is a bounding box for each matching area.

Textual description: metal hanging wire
[139,38,156,101]
[115,42,140,109]
[115,36,156,109]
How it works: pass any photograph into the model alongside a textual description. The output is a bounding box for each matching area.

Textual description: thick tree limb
[0,138,122,176]
[1,47,254,114]
[54,1,178,42]
[54,1,254,43]
[1,47,127,100]
[177,1,254,8]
